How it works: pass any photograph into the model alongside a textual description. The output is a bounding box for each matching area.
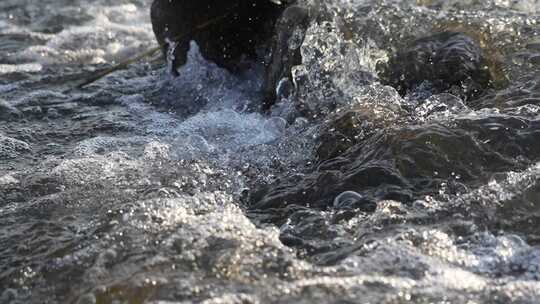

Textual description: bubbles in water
[333,191,364,208]
[143,141,171,160]
[295,20,365,114]
[0,133,31,159]
[0,173,19,186]
[0,63,42,74]
[413,93,470,121]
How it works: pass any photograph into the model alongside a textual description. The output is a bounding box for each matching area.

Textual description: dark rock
[262,4,311,108]
[151,0,281,73]
[381,32,492,101]
[150,0,310,108]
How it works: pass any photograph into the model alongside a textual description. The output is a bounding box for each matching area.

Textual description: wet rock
[150,0,310,108]
[381,32,492,101]
[151,0,286,73]
[263,4,311,108]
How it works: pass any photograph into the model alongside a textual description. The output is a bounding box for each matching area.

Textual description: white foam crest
[0,63,42,74]
[16,3,153,66]
[118,93,287,163]
[52,152,138,186]
[115,45,293,163]
[73,136,150,156]
[494,0,539,12]
[170,110,281,151]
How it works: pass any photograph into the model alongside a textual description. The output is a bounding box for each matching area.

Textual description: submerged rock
[381,32,492,101]
[470,72,540,110]
[252,113,540,210]
[316,97,408,161]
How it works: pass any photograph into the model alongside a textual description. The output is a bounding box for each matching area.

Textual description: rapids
[1,0,540,303]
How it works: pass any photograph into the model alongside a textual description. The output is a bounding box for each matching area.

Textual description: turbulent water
[1,0,540,303]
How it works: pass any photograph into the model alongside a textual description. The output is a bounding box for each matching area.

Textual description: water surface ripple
[1,0,540,303]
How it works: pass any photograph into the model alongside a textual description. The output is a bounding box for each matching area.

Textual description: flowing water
[1,0,540,303]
